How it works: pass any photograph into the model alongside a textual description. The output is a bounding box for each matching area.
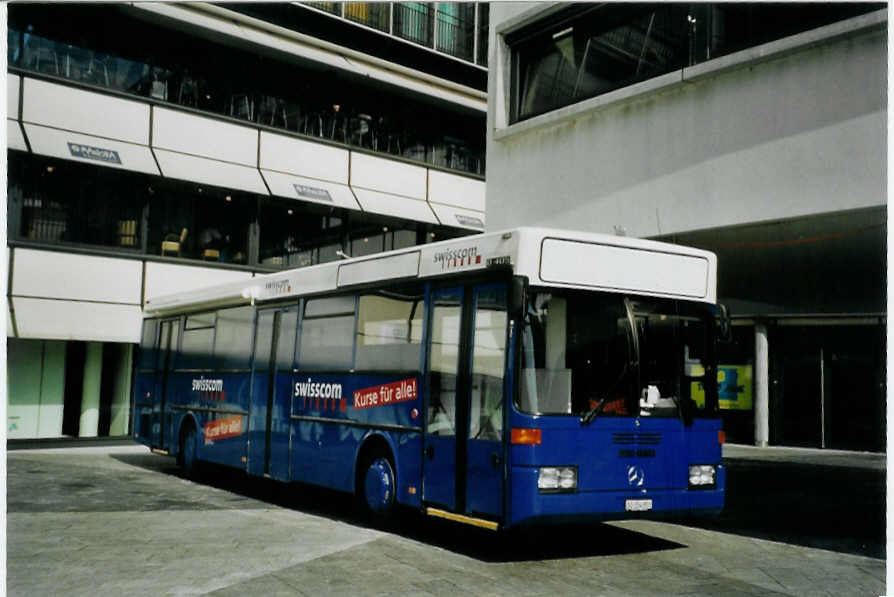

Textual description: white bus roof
[144,227,717,316]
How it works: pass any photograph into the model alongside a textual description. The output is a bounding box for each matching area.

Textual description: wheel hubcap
[364,458,393,513]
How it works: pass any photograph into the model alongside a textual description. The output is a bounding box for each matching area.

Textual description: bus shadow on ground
[680,459,886,560]
[112,453,685,562]
[391,517,686,563]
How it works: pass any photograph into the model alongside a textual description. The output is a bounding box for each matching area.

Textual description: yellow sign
[692,365,753,410]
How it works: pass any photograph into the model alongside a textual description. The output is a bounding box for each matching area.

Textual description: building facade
[6,3,488,439]
[486,3,886,451]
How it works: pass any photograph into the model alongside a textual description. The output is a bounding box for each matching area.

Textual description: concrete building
[486,3,886,450]
[6,2,488,439]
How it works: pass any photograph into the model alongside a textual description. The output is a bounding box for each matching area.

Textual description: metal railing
[304,2,487,66]
[343,2,390,33]
[8,29,486,176]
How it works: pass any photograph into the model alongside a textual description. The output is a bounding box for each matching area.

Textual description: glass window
[469,286,507,441]
[9,3,488,175]
[14,157,147,250]
[520,291,634,416]
[298,296,356,371]
[476,3,489,67]
[355,290,424,371]
[214,307,255,370]
[305,296,355,318]
[510,3,883,123]
[276,311,299,370]
[138,319,159,371]
[254,309,299,372]
[178,313,216,370]
[514,4,687,122]
[518,289,717,418]
[632,298,713,417]
[185,313,215,330]
[149,182,252,265]
[351,233,385,258]
[427,288,462,436]
[254,310,275,371]
[258,202,347,269]
[393,229,418,250]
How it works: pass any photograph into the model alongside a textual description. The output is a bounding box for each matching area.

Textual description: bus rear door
[424,283,507,521]
[153,318,180,451]
[249,307,298,479]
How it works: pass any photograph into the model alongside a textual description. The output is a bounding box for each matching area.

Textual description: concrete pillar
[754,324,770,448]
[78,342,103,438]
[109,344,134,436]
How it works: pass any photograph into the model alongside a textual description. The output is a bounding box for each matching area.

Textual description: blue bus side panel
[269,371,292,481]
[422,435,456,510]
[155,372,251,468]
[247,374,269,476]
[133,371,155,447]
[395,433,422,508]
[466,438,502,517]
[289,373,423,495]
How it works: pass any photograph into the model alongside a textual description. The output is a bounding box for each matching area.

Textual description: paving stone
[6,445,886,597]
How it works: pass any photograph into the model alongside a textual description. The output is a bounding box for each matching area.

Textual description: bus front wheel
[363,456,395,516]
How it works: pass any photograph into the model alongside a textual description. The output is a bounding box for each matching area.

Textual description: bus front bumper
[508,465,725,528]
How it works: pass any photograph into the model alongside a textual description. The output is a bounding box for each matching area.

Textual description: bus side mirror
[509,276,527,320]
[717,304,733,344]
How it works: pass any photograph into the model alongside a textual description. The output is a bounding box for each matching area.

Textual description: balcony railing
[343,2,391,33]
[435,4,475,62]
[8,28,485,176]
[304,2,488,67]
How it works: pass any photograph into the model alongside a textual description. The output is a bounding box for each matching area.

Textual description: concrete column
[754,324,770,448]
[78,342,103,438]
[109,344,134,436]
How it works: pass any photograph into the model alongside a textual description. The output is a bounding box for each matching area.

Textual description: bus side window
[178,312,216,370]
[355,289,423,372]
[214,306,255,370]
[298,296,355,371]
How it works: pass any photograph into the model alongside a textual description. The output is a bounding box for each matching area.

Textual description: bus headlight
[538,466,577,492]
[688,465,716,488]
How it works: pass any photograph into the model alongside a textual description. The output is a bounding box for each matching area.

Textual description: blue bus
[134,227,725,530]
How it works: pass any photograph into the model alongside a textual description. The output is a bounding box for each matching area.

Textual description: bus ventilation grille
[613,432,662,445]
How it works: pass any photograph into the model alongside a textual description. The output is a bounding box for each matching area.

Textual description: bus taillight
[718,430,726,445]
[511,428,542,445]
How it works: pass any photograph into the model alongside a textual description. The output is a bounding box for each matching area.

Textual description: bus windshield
[518,289,718,419]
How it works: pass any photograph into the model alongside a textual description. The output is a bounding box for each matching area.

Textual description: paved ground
[7,443,886,597]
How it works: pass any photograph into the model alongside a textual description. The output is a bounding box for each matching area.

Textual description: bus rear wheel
[362,456,395,517]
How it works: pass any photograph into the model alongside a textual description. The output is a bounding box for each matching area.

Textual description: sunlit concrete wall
[486,5,887,237]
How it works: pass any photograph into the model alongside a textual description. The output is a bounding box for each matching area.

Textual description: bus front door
[154,318,180,451]
[424,284,506,521]
[249,308,298,480]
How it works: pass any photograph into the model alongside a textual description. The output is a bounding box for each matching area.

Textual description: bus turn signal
[511,428,542,445]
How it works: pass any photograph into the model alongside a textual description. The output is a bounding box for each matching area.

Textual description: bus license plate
[625,499,653,512]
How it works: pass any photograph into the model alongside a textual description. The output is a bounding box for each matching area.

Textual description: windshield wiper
[581,361,630,426]
[581,395,610,425]
[581,297,641,426]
